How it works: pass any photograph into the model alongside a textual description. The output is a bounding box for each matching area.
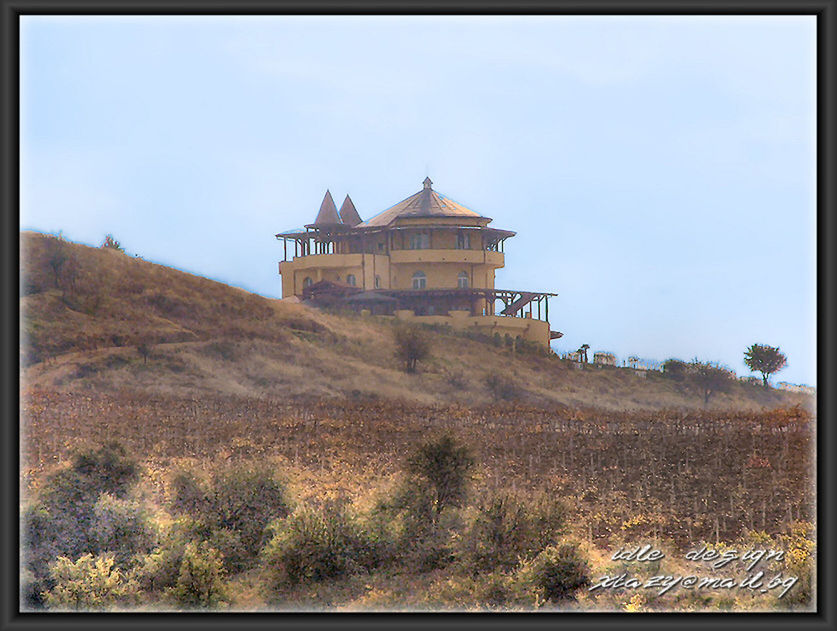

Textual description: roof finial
[423,176,433,190]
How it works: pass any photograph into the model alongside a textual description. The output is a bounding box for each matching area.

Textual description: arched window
[457,271,469,288]
[375,275,381,288]
[412,271,426,289]
[303,277,313,288]
[346,274,356,286]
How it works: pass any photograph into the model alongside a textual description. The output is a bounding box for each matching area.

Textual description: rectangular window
[409,233,430,249]
[457,232,470,249]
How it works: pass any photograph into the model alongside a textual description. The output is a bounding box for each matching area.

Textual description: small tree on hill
[394,325,430,373]
[45,237,70,289]
[744,343,787,388]
[690,361,734,406]
[136,341,152,364]
[662,358,689,381]
[406,435,474,524]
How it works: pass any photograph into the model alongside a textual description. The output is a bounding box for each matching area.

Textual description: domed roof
[358,178,486,227]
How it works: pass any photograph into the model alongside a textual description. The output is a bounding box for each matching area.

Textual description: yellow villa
[276,178,561,347]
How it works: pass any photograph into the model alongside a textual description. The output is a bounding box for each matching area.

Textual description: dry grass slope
[20,230,812,410]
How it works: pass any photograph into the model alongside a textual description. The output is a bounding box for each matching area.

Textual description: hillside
[20,231,811,411]
[18,231,816,612]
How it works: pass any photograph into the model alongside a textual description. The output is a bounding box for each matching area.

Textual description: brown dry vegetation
[19,231,816,611]
[21,392,814,546]
[20,231,812,411]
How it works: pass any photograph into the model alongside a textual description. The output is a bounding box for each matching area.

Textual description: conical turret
[312,190,341,226]
[338,195,362,227]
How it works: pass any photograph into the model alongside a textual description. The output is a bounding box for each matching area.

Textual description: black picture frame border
[1,1,834,630]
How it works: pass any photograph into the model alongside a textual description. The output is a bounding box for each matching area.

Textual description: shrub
[131,517,205,593]
[200,340,238,362]
[394,325,430,373]
[461,493,529,573]
[374,481,454,571]
[43,554,131,611]
[460,492,568,574]
[262,503,384,588]
[444,369,469,390]
[169,470,207,514]
[484,372,521,401]
[517,542,591,604]
[776,521,816,607]
[169,541,227,609]
[91,493,156,568]
[169,464,290,568]
[662,358,689,381]
[211,465,290,555]
[69,441,140,498]
[23,442,141,583]
[405,435,474,524]
[207,528,249,574]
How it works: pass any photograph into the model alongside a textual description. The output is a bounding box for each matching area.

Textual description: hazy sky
[20,15,817,386]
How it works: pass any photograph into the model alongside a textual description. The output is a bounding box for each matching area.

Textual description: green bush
[262,502,384,588]
[23,442,142,594]
[92,493,156,567]
[169,470,206,515]
[43,554,132,611]
[131,517,205,594]
[207,528,248,574]
[405,435,474,525]
[776,521,816,608]
[374,480,455,571]
[169,463,290,568]
[69,441,140,497]
[169,541,227,609]
[461,493,529,573]
[516,542,591,604]
[460,492,568,574]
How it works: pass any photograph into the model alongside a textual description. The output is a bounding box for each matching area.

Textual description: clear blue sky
[20,16,817,386]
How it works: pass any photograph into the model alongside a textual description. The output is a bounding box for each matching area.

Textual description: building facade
[277,178,561,347]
